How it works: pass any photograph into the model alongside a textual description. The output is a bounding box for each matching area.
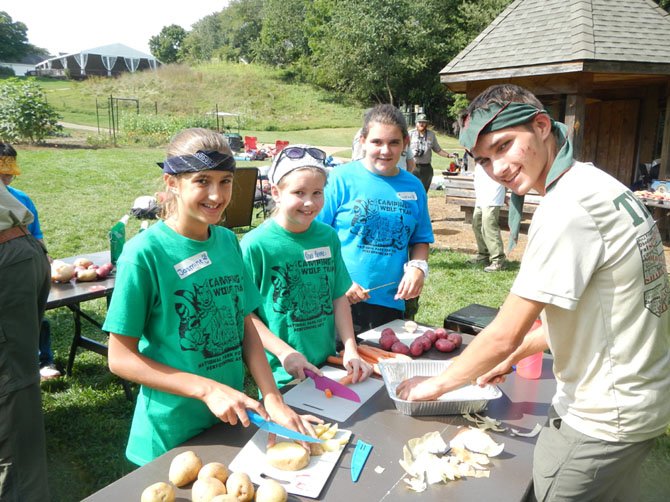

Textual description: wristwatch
[404,259,429,278]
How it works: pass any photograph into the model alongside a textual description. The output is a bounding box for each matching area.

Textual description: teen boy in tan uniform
[397,84,670,501]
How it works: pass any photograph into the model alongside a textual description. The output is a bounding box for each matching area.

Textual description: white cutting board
[283,366,384,421]
[228,428,350,498]
[357,318,435,346]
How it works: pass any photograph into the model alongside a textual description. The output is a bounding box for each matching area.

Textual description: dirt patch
[428,194,670,268]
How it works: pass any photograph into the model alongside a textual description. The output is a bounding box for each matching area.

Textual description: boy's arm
[396,293,545,400]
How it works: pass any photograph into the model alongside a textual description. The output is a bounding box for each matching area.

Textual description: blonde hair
[160,128,233,219]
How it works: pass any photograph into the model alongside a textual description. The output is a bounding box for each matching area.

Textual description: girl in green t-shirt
[104,129,319,466]
[242,145,372,388]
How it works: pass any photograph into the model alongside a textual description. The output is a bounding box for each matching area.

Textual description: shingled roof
[441,0,670,81]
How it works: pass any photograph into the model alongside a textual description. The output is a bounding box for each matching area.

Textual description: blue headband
[158,150,236,174]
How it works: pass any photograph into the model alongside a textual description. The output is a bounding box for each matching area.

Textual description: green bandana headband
[459,102,574,251]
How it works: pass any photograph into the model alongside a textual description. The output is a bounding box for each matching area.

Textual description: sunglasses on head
[279,146,327,162]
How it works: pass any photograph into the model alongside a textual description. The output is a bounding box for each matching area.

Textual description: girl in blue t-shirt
[104,128,318,465]
[317,105,434,333]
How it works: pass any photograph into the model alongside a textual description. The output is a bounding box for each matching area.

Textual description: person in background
[241,145,372,388]
[352,128,416,172]
[0,143,60,380]
[396,84,670,501]
[104,128,318,466]
[409,113,454,192]
[319,104,434,333]
[471,162,506,272]
[0,179,51,499]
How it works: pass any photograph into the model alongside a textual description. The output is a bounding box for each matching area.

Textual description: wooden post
[660,82,670,181]
[564,94,586,161]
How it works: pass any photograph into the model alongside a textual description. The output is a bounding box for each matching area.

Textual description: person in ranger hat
[241,145,372,388]
[104,128,320,465]
[409,112,455,192]
[396,84,670,501]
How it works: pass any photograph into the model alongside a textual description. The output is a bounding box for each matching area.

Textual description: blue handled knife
[247,411,322,443]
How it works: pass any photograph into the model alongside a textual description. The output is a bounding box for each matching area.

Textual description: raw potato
[51,260,76,282]
[198,462,230,484]
[168,450,202,487]
[225,471,255,501]
[140,481,175,502]
[210,496,239,502]
[192,477,227,502]
[73,257,94,268]
[255,478,288,502]
[266,442,310,471]
[76,268,98,282]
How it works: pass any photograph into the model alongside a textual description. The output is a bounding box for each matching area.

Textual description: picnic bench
[443,174,541,230]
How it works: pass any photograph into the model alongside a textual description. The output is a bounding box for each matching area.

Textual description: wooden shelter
[440,0,670,186]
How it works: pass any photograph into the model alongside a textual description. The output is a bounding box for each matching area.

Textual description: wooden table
[638,196,670,241]
[46,251,131,399]
[84,325,555,501]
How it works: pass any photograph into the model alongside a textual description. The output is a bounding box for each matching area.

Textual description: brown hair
[459,84,544,131]
[360,104,409,139]
[160,128,233,219]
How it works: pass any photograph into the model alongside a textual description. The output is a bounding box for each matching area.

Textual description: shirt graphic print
[174,275,244,363]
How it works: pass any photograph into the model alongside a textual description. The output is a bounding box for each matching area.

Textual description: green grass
[12,141,668,499]
[33,61,363,132]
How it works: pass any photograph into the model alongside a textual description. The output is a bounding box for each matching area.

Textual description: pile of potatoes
[379,326,463,357]
[50,257,114,283]
[141,450,287,502]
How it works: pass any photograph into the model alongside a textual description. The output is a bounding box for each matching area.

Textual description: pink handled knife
[304,369,361,402]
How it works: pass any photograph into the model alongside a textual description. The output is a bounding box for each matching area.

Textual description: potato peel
[510,423,542,437]
[399,430,496,492]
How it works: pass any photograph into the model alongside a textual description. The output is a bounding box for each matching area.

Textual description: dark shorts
[533,407,656,501]
[350,302,403,336]
[413,163,433,192]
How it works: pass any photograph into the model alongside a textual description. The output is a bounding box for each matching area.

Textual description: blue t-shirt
[6,185,42,239]
[317,161,434,311]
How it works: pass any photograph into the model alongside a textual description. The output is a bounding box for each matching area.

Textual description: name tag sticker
[304,246,332,262]
[398,191,418,201]
[174,251,212,279]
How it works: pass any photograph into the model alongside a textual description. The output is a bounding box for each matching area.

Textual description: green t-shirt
[241,219,352,387]
[103,221,260,465]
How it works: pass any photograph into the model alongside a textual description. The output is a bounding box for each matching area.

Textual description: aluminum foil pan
[378,359,502,416]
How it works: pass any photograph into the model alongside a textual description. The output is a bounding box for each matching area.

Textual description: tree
[0,11,30,61]
[149,24,187,63]
[306,0,457,105]
[182,0,263,63]
[254,0,309,66]
[0,78,62,144]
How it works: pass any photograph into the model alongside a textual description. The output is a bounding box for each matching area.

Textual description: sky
[3,0,229,56]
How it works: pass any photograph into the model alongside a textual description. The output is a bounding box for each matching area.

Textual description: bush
[0,66,15,78]
[0,78,62,143]
[116,112,215,146]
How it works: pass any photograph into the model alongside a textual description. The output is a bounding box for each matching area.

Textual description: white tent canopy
[35,43,160,77]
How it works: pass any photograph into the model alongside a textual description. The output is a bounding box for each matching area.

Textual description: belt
[0,225,29,244]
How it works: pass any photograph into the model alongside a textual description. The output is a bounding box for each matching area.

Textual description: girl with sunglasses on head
[241,145,372,388]
[317,105,434,333]
[104,129,318,466]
